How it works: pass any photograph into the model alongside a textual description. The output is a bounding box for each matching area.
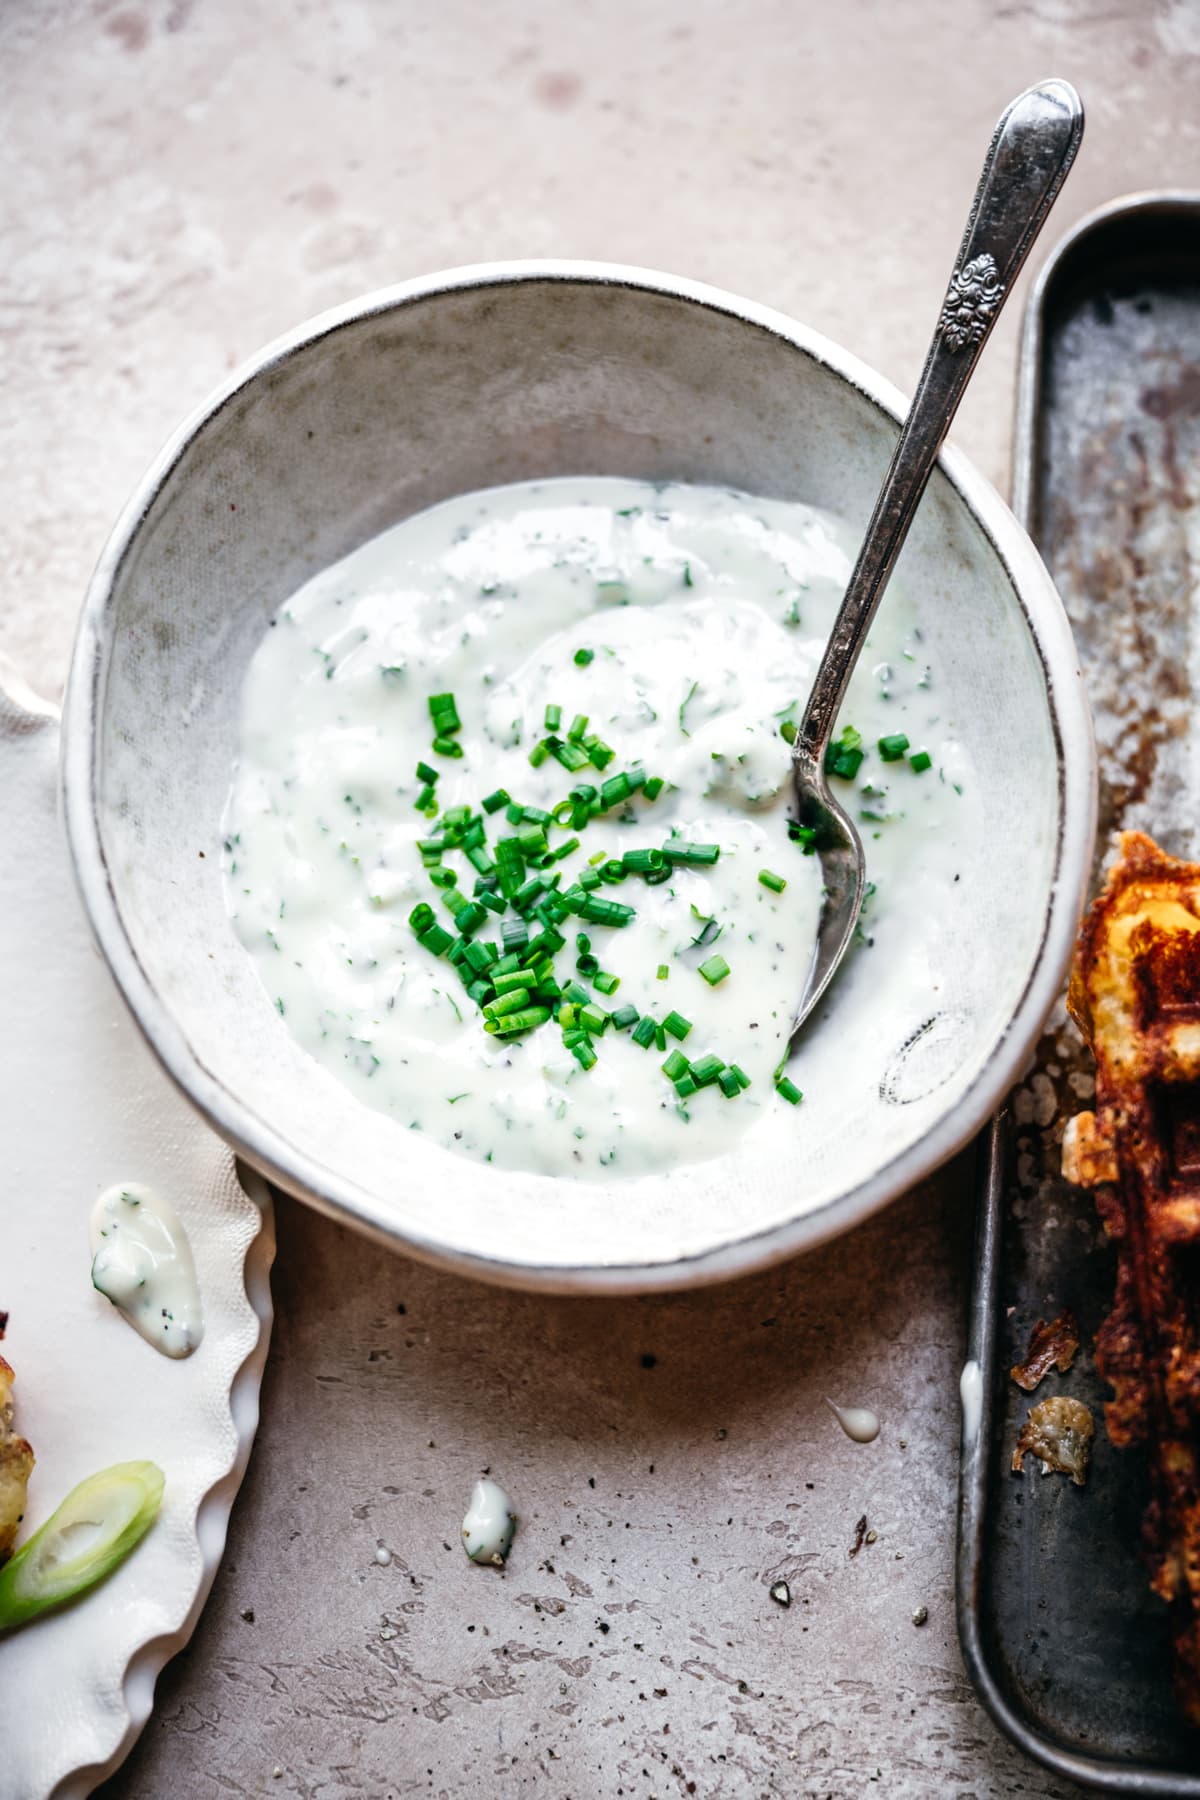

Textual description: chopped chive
[573,647,595,666]
[587,741,615,770]
[601,861,627,883]
[758,869,787,893]
[576,933,591,952]
[642,777,665,802]
[501,918,529,954]
[656,964,669,981]
[453,902,488,936]
[488,1005,551,1035]
[775,1075,803,1105]
[485,987,532,1019]
[493,968,531,994]
[654,1023,667,1051]
[594,970,620,995]
[567,713,589,742]
[717,1068,742,1098]
[563,980,591,1006]
[529,741,550,768]
[730,1063,751,1091]
[624,848,665,873]
[414,784,436,810]
[662,1049,690,1082]
[408,903,435,933]
[611,1004,640,1030]
[428,692,461,734]
[429,867,457,888]
[909,749,933,773]
[577,895,635,926]
[780,719,798,745]
[631,1015,657,1048]
[662,1010,692,1041]
[432,734,463,758]
[878,732,910,762]
[690,1053,726,1087]
[544,703,562,732]
[553,739,590,772]
[600,772,631,809]
[579,1004,608,1035]
[825,725,864,781]
[674,1073,697,1098]
[698,954,730,986]
[417,922,454,956]
[572,1039,598,1070]
[662,840,720,866]
[576,954,599,977]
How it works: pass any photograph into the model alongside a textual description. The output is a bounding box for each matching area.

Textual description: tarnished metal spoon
[790,77,1084,1035]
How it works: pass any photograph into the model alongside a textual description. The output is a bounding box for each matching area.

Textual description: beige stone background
[4,1,1200,1795]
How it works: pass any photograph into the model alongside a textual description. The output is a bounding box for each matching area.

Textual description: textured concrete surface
[5,0,1200,1794]
[107,1169,1081,1800]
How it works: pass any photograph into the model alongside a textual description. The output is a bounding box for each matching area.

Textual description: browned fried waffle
[1064,830,1200,1720]
[0,1314,33,1566]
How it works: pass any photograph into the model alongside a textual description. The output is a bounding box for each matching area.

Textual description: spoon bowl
[791,756,865,1028]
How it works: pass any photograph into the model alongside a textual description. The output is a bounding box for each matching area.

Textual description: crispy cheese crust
[0,1343,34,1567]
[1065,831,1200,1719]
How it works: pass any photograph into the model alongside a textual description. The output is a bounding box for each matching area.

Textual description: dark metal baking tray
[957,193,1200,1793]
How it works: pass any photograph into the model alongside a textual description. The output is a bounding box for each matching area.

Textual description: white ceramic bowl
[62,263,1095,1292]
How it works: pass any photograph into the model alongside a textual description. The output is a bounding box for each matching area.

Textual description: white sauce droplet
[374,1545,392,1566]
[89,1182,203,1358]
[960,1358,984,1446]
[825,1397,880,1443]
[462,1477,516,1566]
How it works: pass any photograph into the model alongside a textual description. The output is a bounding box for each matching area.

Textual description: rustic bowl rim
[61,260,1096,1292]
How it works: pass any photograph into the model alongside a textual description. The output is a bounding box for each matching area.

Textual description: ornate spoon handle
[796,79,1084,761]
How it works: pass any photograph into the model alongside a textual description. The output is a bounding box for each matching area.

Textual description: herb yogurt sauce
[223,477,970,1180]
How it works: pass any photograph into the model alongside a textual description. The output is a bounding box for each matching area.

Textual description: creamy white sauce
[825,1398,881,1443]
[89,1183,203,1358]
[462,1478,516,1566]
[960,1358,984,1447]
[223,477,973,1180]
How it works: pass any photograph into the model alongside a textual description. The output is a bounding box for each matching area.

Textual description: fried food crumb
[0,1320,34,1567]
[1010,1311,1081,1392]
[1012,1395,1094,1486]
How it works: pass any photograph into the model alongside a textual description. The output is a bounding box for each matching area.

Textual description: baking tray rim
[957,189,1200,1796]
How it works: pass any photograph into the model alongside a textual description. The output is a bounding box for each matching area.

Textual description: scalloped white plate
[0,667,274,1799]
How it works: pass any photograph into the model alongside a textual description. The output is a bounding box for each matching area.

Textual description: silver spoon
[791,78,1084,1035]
